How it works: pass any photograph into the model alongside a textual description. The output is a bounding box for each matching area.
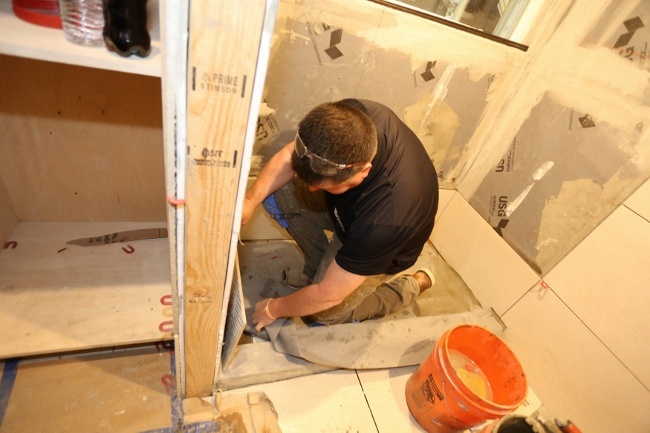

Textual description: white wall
[431,182,650,433]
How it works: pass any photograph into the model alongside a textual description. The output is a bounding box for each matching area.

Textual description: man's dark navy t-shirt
[326,99,439,276]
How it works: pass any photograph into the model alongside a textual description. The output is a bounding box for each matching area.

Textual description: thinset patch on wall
[469,93,645,275]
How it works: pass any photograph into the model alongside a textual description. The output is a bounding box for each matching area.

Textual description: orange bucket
[405,325,527,433]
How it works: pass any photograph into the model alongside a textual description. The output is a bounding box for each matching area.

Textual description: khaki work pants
[269,177,420,325]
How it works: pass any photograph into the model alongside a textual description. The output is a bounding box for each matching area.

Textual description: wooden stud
[184,0,275,397]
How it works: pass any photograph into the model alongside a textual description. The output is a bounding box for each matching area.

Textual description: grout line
[0,359,19,429]
[436,189,457,219]
[355,370,381,433]
[502,285,650,394]
[499,279,541,317]
[547,286,650,393]
[623,204,650,224]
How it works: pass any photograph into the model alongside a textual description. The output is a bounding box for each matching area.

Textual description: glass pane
[375,0,531,44]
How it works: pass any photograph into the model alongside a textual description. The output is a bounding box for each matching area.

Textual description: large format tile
[431,193,540,315]
[544,206,650,389]
[358,366,425,433]
[436,189,455,223]
[625,177,650,221]
[357,366,542,433]
[501,283,650,433]
[223,370,378,432]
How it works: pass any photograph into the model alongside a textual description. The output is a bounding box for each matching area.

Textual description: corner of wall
[430,191,540,316]
[240,177,292,241]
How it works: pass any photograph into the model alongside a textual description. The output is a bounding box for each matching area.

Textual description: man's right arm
[241,141,296,225]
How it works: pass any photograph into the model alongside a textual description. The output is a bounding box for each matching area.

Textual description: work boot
[413,268,435,295]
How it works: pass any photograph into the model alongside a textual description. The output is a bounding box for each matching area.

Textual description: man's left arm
[252,260,366,332]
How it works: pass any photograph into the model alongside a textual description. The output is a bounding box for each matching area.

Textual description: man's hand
[249,262,366,332]
[252,298,277,332]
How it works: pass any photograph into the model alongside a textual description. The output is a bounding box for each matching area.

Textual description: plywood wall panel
[0,55,166,222]
[0,174,18,246]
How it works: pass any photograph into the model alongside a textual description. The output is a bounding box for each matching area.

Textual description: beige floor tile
[501,283,650,433]
[222,370,377,432]
[544,206,650,388]
[431,193,540,315]
[625,177,650,220]
[1,347,173,433]
[436,189,455,223]
[357,363,542,433]
[356,366,425,433]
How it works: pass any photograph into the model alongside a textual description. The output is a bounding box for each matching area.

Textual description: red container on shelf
[12,0,62,29]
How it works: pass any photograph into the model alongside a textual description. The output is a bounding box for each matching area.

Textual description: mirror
[371,0,533,48]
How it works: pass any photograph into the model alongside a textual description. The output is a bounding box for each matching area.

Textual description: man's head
[291,101,378,190]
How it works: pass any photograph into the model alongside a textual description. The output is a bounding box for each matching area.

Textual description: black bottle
[102,0,151,58]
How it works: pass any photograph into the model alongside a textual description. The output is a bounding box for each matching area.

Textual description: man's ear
[359,162,372,179]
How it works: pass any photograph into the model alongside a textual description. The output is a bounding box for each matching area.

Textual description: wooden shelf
[0,0,161,76]
[0,222,173,359]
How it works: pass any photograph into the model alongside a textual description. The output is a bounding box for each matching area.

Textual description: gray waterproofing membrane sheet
[469,92,647,275]
[469,6,650,275]
[238,240,503,369]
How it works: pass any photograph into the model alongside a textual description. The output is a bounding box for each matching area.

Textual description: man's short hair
[292,101,378,185]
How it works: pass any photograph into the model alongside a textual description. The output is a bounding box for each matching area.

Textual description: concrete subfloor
[0,242,499,432]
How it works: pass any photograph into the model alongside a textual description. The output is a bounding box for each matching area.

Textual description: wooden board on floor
[0,222,173,358]
[1,347,173,433]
